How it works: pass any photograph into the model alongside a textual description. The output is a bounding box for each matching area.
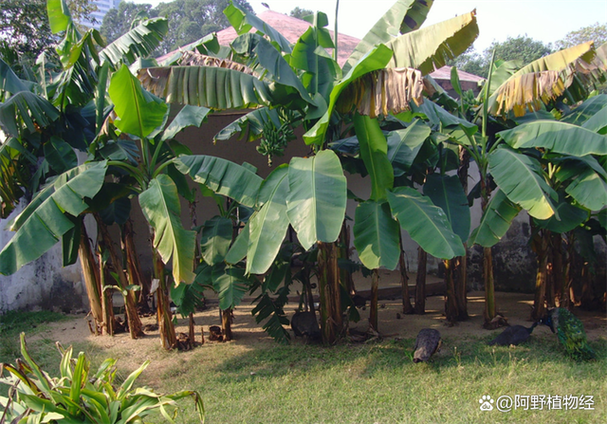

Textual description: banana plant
[136,0,480,341]
[0,0,168,337]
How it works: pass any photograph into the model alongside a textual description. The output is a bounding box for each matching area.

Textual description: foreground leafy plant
[0,333,204,423]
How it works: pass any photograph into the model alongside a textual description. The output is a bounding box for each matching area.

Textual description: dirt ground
[37,269,607,377]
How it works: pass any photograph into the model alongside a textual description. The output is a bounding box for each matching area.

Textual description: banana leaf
[286,149,347,251]
[353,114,394,201]
[0,91,60,137]
[343,0,434,73]
[387,186,465,259]
[488,42,595,116]
[109,65,167,139]
[200,216,233,266]
[385,11,478,75]
[353,200,400,270]
[468,189,521,247]
[246,165,290,275]
[174,155,262,208]
[0,161,108,275]
[498,120,607,156]
[139,174,196,285]
[489,146,557,220]
[99,18,168,68]
[424,174,470,241]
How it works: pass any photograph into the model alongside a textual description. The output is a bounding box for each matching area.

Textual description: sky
[130,0,607,52]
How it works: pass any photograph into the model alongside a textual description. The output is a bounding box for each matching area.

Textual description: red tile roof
[216,10,360,67]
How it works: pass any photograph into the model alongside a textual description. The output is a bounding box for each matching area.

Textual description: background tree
[99,2,158,43]
[289,7,314,20]
[449,35,553,77]
[0,0,96,69]
[150,0,253,55]
[555,22,607,50]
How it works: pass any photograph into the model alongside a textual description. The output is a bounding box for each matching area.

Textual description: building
[82,0,121,30]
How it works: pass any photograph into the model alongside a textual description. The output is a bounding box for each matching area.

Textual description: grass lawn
[1,308,605,424]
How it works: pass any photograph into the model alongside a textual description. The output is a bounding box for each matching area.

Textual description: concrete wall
[0,202,88,313]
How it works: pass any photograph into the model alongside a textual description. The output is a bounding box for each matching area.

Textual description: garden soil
[36,270,606,379]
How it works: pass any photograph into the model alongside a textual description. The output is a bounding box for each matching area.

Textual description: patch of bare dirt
[37,288,606,379]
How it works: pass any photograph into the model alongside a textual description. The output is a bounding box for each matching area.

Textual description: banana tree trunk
[222,309,233,341]
[399,234,413,314]
[369,269,380,332]
[456,251,469,320]
[531,232,548,321]
[122,219,149,310]
[317,241,342,344]
[455,147,469,320]
[551,232,564,308]
[153,251,177,350]
[98,251,114,336]
[480,177,496,327]
[339,222,355,295]
[482,246,496,326]
[95,215,143,338]
[78,221,103,334]
[414,247,427,314]
[444,259,458,323]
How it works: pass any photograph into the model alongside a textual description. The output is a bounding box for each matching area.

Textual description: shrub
[0,333,204,423]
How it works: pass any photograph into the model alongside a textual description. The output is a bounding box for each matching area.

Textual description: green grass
[148,336,607,424]
[1,312,605,424]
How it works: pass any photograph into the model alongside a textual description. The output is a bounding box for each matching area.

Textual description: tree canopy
[555,22,607,50]
[100,0,253,55]
[99,2,158,44]
[0,0,96,66]
[450,35,553,77]
[289,7,314,20]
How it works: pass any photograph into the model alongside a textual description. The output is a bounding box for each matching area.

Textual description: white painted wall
[0,201,88,313]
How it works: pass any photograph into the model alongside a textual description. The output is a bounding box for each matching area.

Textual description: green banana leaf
[43,136,78,174]
[353,200,400,270]
[225,220,250,265]
[47,0,72,34]
[200,216,233,266]
[290,20,339,103]
[224,3,292,53]
[0,91,60,137]
[0,58,29,96]
[246,165,290,275]
[489,146,557,220]
[174,155,262,208]
[160,105,210,142]
[109,65,167,139]
[303,44,394,146]
[560,94,607,127]
[212,264,251,310]
[468,189,521,247]
[554,155,607,211]
[214,107,280,142]
[343,0,434,73]
[387,186,465,259]
[0,161,108,275]
[231,33,313,106]
[99,18,168,68]
[139,174,196,285]
[387,119,431,176]
[424,174,470,241]
[286,149,347,251]
[353,113,393,201]
[384,11,478,75]
[497,120,607,156]
[564,168,607,211]
[138,65,273,111]
[535,194,589,233]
